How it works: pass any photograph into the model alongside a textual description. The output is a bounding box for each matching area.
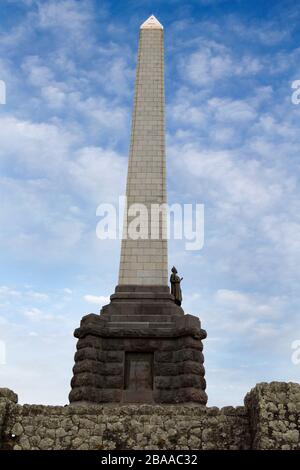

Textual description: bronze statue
[170,266,183,306]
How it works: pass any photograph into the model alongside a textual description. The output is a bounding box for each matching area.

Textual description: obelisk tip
[140,15,163,30]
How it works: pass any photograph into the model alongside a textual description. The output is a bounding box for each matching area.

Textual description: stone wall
[245,382,300,450]
[0,382,299,450]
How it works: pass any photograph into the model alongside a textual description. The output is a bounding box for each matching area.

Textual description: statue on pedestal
[170,266,183,306]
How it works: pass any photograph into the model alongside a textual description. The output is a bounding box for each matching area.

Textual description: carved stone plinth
[69,286,207,405]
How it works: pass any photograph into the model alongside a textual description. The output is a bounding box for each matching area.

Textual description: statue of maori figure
[170,266,183,306]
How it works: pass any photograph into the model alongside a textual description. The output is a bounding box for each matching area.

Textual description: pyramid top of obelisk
[140,15,163,30]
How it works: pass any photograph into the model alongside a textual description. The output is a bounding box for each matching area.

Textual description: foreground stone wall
[0,382,299,450]
[245,382,300,450]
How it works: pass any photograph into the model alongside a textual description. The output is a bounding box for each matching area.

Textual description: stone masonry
[119,15,168,286]
[1,383,300,450]
[69,309,207,405]
[69,16,208,406]
[244,382,300,450]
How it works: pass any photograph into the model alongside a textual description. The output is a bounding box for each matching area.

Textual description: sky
[0,0,300,407]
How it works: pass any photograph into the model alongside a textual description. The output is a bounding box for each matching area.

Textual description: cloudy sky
[0,0,300,407]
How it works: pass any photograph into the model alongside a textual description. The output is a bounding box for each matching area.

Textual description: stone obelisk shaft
[118,16,168,286]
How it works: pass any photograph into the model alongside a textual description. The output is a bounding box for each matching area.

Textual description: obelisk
[69,16,207,406]
[119,15,168,286]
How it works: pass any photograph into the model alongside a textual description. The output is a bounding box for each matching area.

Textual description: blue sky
[0,0,300,407]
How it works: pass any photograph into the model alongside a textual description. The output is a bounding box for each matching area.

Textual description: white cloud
[216,288,248,306]
[41,86,66,108]
[28,291,49,301]
[180,40,262,87]
[23,307,54,321]
[172,144,280,210]
[182,42,234,85]
[22,55,55,87]
[208,98,257,123]
[83,294,110,305]
[0,286,21,297]
[69,146,126,204]
[37,0,93,37]
[215,289,282,319]
[0,115,77,177]
[63,288,72,295]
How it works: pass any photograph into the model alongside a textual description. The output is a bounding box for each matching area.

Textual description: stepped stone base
[69,285,207,405]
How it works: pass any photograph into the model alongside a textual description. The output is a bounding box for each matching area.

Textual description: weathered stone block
[173,349,204,363]
[0,388,18,403]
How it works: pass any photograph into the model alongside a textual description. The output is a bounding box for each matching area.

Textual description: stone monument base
[69,286,207,405]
